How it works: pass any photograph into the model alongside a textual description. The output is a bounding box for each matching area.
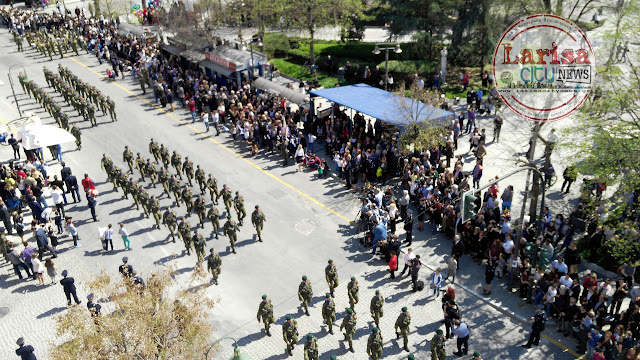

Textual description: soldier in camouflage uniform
[70,124,81,150]
[195,165,206,194]
[347,276,360,310]
[322,293,336,334]
[298,275,313,316]
[145,159,157,188]
[251,205,266,242]
[367,327,384,360]
[149,195,162,229]
[304,334,319,360]
[159,144,169,168]
[207,204,220,239]
[207,248,222,285]
[183,157,194,187]
[220,184,232,214]
[127,178,140,210]
[370,290,385,328]
[193,195,207,228]
[182,186,194,216]
[340,308,357,352]
[178,218,192,255]
[139,186,150,218]
[234,191,246,226]
[149,139,160,163]
[162,208,177,242]
[257,295,275,337]
[395,307,412,352]
[206,173,219,204]
[171,151,183,179]
[223,215,240,254]
[123,146,134,174]
[135,153,146,181]
[325,259,339,298]
[193,230,206,263]
[283,315,299,356]
[169,175,182,206]
[106,96,116,121]
[158,167,170,197]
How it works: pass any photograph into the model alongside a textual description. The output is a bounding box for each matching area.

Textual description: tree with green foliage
[280,0,363,68]
[50,267,215,360]
[391,83,449,153]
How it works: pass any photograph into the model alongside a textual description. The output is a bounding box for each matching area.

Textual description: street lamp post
[246,36,263,82]
[8,64,28,117]
[372,43,402,92]
[205,337,249,360]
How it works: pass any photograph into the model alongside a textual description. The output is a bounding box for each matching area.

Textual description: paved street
[0,23,592,360]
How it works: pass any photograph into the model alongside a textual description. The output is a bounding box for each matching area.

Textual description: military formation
[258,259,418,359]
[97,140,267,285]
[12,27,85,60]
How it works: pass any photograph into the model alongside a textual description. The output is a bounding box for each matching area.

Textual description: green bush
[379,60,436,75]
[284,48,311,64]
[262,33,291,59]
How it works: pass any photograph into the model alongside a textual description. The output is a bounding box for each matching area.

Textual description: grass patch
[576,20,605,32]
[271,58,339,89]
[597,66,622,75]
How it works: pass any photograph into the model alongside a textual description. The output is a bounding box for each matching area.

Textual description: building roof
[309,84,453,128]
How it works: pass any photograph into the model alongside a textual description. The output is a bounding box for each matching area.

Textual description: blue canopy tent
[309,84,454,135]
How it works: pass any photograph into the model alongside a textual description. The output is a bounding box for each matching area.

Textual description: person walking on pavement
[223,215,240,254]
[35,224,57,260]
[298,275,313,316]
[119,223,131,250]
[15,337,37,360]
[340,307,357,352]
[207,204,220,239]
[399,248,416,276]
[395,306,412,352]
[104,224,114,251]
[282,315,298,356]
[522,304,547,348]
[60,269,81,306]
[206,248,222,285]
[430,329,446,360]
[257,294,275,337]
[370,290,385,328]
[304,333,319,360]
[322,293,336,335]
[86,189,98,222]
[251,205,266,242]
[472,351,483,360]
[452,319,470,357]
[66,217,80,247]
[347,276,359,310]
[431,267,444,298]
[325,259,339,297]
[367,327,383,360]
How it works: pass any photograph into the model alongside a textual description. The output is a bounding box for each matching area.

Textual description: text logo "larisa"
[493,14,596,121]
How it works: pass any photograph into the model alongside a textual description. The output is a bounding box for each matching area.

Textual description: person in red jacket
[188,99,196,123]
[81,174,95,193]
[388,251,398,279]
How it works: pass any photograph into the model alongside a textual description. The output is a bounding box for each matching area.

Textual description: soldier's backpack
[416,280,424,291]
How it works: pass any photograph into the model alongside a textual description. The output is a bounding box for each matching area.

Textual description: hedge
[377,60,436,75]
[262,33,291,59]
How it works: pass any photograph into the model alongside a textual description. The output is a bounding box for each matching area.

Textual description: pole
[384,47,389,92]
[7,74,21,117]
[205,337,241,360]
[249,43,254,81]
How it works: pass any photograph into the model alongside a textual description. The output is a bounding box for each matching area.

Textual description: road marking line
[65,55,353,224]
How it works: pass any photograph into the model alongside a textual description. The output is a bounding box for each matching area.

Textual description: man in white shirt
[307,133,317,153]
[551,258,569,275]
[452,319,470,356]
[211,110,220,136]
[50,184,65,216]
[399,248,416,276]
[502,235,514,255]
[104,224,114,251]
[543,284,557,317]
[559,273,573,289]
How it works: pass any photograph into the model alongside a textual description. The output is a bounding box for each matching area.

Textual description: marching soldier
[193,195,207,228]
[223,215,240,254]
[86,102,97,126]
[340,308,357,353]
[136,153,146,181]
[182,186,194,216]
[395,307,412,352]
[220,184,233,214]
[106,96,116,121]
[183,157,194,186]
[70,124,81,150]
[430,330,446,360]
[169,175,182,206]
[139,187,151,219]
[298,275,313,316]
[257,294,275,337]
[162,208,177,242]
[234,191,246,226]
[128,178,140,209]
[117,171,128,199]
[325,259,339,298]
[370,290,384,328]
[123,146,134,174]
[206,248,222,284]
[171,151,182,178]
[322,293,336,335]
[347,276,359,310]
[139,75,146,94]
[178,218,192,255]
[195,165,206,193]
[282,315,299,356]
[251,205,266,242]
[206,174,219,204]
[149,195,162,229]
[158,167,170,197]
[367,327,384,360]
[193,230,206,263]
[145,159,157,188]
[149,139,160,163]
[207,204,220,239]
[159,144,170,168]
[304,334,319,360]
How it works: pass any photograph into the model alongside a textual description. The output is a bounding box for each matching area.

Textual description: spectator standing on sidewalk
[399,248,415,276]
[86,189,98,222]
[452,319,470,356]
[104,224,114,251]
[50,185,65,217]
[388,251,398,279]
[7,244,33,280]
[15,337,37,360]
[45,258,57,284]
[60,269,81,306]
[31,253,45,285]
[430,268,443,298]
[35,224,57,260]
[119,223,131,250]
[66,217,80,247]
[411,256,421,292]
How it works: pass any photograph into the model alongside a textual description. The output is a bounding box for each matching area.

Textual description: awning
[161,44,184,56]
[200,60,235,78]
[117,22,148,37]
[252,78,309,106]
[16,124,77,150]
